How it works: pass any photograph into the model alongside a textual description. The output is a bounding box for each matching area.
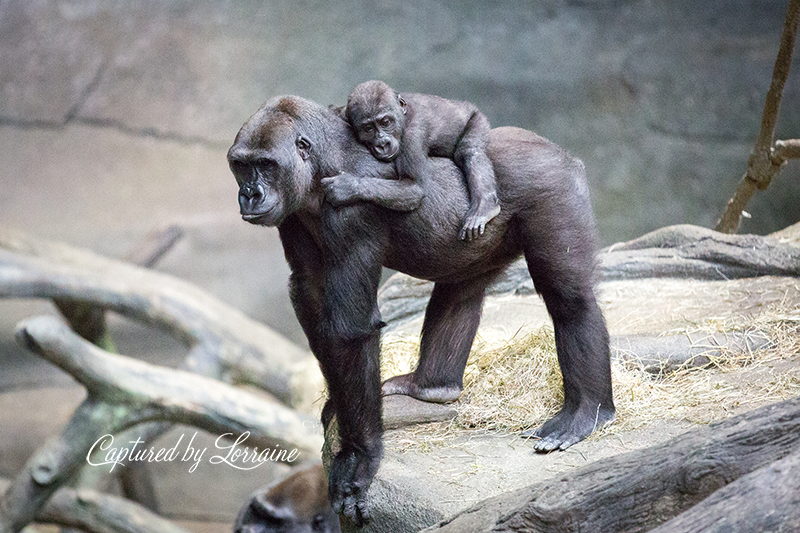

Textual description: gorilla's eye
[361,124,374,134]
[379,116,393,128]
[229,160,248,173]
[256,158,275,171]
[311,515,326,532]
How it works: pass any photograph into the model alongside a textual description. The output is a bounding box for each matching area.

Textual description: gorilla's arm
[452,110,500,240]
[321,172,425,211]
[317,203,387,527]
[278,216,326,357]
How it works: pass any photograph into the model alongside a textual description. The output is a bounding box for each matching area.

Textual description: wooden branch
[713,177,759,236]
[773,138,800,161]
[52,224,185,351]
[122,225,184,269]
[751,0,799,171]
[0,228,323,411]
[0,316,323,533]
[1,478,191,533]
[422,397,800,532]
[648,446,800,533]
[0,227,311,513]
[39,487,193,533]
[716,0,800,233]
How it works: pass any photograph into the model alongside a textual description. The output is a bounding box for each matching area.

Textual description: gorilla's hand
[329,447,381,527]
[322,174,362,207]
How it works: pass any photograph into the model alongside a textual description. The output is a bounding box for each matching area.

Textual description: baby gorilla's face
[346,80,407,163]
[354,109,402,162]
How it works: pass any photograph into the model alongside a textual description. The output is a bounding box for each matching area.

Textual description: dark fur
[332,80,500,241]
[234,464,340,533]
[228,96,614,526]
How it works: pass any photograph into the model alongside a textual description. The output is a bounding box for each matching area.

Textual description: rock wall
[2,0,798,243]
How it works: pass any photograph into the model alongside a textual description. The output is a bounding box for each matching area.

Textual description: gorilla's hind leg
[382,270,500,403]
[526,292,615,451]
[514,177,615,451]
[522,249,615,452]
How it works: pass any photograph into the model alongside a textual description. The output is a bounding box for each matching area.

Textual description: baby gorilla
[342,80,500,240]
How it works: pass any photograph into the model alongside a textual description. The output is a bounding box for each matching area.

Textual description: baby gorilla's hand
[321,174,362,206]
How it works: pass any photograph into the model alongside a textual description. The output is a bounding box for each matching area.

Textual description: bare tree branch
[0,316,323,533]
[0,228,323,411]
[122,225,185,269]
[716,0,800,233]
[773,138,800,160]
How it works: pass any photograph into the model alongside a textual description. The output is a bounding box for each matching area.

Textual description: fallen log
[649,445,800,533]
[422,396,800,533]
[598,224,800,281]
[0,227,323,411]
[378,224,800,328]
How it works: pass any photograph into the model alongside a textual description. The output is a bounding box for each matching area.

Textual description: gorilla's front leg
[324,332,383,527]
[382,271,500,403]
[317,204,387,526]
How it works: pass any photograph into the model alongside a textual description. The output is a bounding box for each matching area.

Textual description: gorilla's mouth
[242,210,277,226]
[373,147,399,163]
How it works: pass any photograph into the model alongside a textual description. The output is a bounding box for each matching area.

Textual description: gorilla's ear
[328,104,346,119]
[296,135,312,160]
[397,94,407,114]
[252,492,295,522]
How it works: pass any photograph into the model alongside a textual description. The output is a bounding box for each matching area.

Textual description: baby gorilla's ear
[397,94,407,114]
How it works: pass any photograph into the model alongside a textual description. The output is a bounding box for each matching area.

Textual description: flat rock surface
[340,273,800,532]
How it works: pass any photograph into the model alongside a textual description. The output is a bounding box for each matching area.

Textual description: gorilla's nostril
[241,183,262,200]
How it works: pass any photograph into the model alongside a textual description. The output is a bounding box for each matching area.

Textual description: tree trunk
[422,397,800,533]
[649,446,800,533]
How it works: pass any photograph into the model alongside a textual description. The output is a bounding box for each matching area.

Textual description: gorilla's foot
[459,202,502,241]
[381,373,462,403]
[523,401,615,452]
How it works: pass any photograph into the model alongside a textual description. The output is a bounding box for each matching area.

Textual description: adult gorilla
[228,95,614,526]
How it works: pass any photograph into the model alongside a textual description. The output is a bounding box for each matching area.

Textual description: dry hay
[380,305,800,447]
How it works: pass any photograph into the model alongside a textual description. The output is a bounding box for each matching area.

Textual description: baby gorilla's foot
[381,373,462,403]
[460,198,501,241]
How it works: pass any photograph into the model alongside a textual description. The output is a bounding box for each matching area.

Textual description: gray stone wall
[2,0,798,243]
